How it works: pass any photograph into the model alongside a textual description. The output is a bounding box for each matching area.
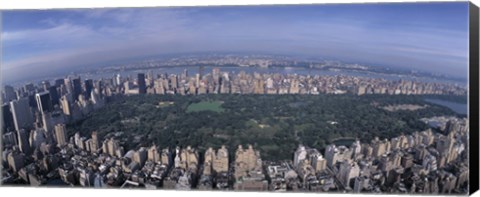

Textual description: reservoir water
[424,98,467,115]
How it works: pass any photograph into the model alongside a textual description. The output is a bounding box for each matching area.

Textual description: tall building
[371,137,387,158]
[356,85,367,95]
[312,154,327,173]
[27,94,37,109]
[64,78,73,95]
[35,91,53,113]
[17,129,31,155]
[199,66,204,79]
[182,68,188,78]
[266,78,274,89]
[154,79,166,94]
[104,138,123,157]
[95,81,104,97]
[147,145,160,163]
[41,80,51,91]
[212,67,221,87]
[72,77,83,101]
[7,151,25,173]
[174,146,199,171]
[48,86,60,106]
[2,104,15,132]
[3,131,18,147]
[353,176,369,193]
[84,79,94,99]
[14,88,26,100]
[289,79,300,94]
[213,145,229,173]
[337,161,360,188]
[42,112,54,133]
[161,148,170,165]
[133,147,147,167]
[204,148,215,176]
[91,131,100,153]
[54,124,67,146]
[30,128,47,150]
[234,144,262,179]
[169,75,179,90]
[115,74,122,87]
[137,73,147,94]
[325,144,352,168]
[10,97,34,131]
[195,74,201,88]
[23,83,35,94]
[54,78,65,87]
[351,140,362,159]
[60,95,72,116]
[204,145,229,175]
[294,145,326,172]
[253,79,265,94]
[294,145,307,168]
[3,85,17,102]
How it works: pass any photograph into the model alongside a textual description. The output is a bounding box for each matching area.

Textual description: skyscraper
[182,68,188,78]
[42,80,51,91]
[133,147,147,167]
[60,95,71,116]
[17,129,30,155]
[294,145,307,168]
[115,74,122,87]
[91,131,100,153]
[169,75,178,90]
[137,73,147,94]
[213,145,229,173]
[23,83,35,94]
[199,65,204,79]
[2,131,17,147]
[2,104,15,132]
[10,97,34,131]
[3,85,17,102]
[54,78,65,87]
[72,77,82,101]
[48,86,60,106]
[95,81,104,97]
[147,145,160,163]
[27,94,37,109]
[54,124,67,146]
[35,92,53,113]
[84,79,94,99]
[7,151,25,173]
[31,128,47,150]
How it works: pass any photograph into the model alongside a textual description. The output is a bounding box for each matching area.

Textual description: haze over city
[1,2,469,83]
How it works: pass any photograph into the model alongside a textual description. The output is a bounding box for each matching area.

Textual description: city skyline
[1,66,470,192]
[1,2,469,83]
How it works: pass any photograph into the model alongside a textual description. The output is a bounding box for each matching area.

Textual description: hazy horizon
[1,2,470,84]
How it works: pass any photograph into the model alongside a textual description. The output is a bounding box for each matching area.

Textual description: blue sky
[1,2,470,83]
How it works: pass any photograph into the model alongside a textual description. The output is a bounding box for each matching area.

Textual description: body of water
[332,138,356,147]
[424,98,467,115]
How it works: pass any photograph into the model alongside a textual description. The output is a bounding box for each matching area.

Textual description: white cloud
[1,7,469,83]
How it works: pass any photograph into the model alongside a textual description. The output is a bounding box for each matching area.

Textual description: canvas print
[0,2,473,195]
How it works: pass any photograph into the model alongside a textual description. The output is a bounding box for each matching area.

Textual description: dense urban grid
[1,62,469,194]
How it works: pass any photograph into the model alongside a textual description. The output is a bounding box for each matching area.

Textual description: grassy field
[186,101,225,113]
[157,101,175,108]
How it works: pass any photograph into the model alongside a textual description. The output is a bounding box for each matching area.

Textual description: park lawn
[187,101,225,113]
